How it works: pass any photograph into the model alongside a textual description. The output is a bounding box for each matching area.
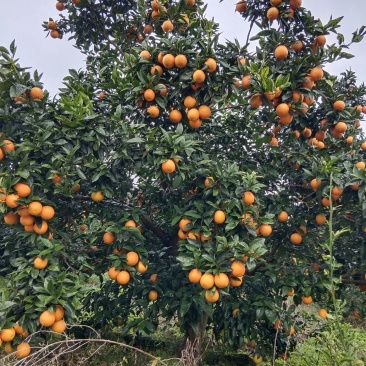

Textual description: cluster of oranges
[39,306,67,333]
[1,182,55,237]
[0,325,30,358]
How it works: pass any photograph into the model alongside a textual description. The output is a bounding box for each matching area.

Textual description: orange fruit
[187,108,200,121]
[144,24,153,34]
[333,100,345,111]
[287,288,295,296]
[14,324,25,335]
[335,121,347,133]
[204,58,217,73]
[188,268,202,283]
[98,91,106,99]
[189,119,202,129]
[361,142,366,151]
[40,206,55,220]
[147,105,160,117]
[150,274,158,283]
[302,75,315,89]
[34,220,48,234]
[214,273,230,288]
[274,45,288,60]
[230,276,243,287]
[184,96,196,109]
[289,0,302,9]
[40,310,56,327]
[56,1,65,10]
[143,89,155,102]
[241,75,251,89]
[204,176,215,188]
[0,188,6,201]
[346,136,354,145]
[72,183,81,192]
[249,93,262,108]
[175,54,188,68]
[169,109,182,123]
[52,174,62,184]
[1,328,16,342]
[321,197,330,207]
[162,20,174,32]
[151,64,163,76]
[198,105,211,120]
[148,290,158,301]
[2,139,15,152]
[126,251,139,266]
[34,257,48,269]
[116,270,130,285]
[137,261,148,273]
[5,194,19,208]
[267,7,279,20]
[252,354,263,364]
[231,261,246,277]
[269,137,278,146]
[178,229,187,239]
[91,191,104,202]
[27,202,43,216]
[316,34,326,47]
[179,218,191,232]
[301,295,313,304]
[310,67,323,81]
[213,210,226,224]
[192,70,206,83]
[161,159,176,173]
[288,326,295,335]
[108,267,121,280]
[13,182,31,197]
[52,319,67,333]
[162,53,175,69]
[243,191,255,205]
[50,30,60,39]
[139,50,151,59]
[356,161,365,170]
[315,214,327,225]
[275,103,289,117]
[30,87,44,100]
[54,305,65,321]
[186,0,195,5]
[156,83,167,96]
[291,40,303,52]
[48,20,57,30]
[16,342,31,359]
[205,289,220,303]
[200,273,215,289]
[318,308,328,319]
[19,215,35,226]
[296,224,307,235]
[24,225,34,232]
[310,178,321,191]
[4,211,19,225]
[278,211,288,222]
[103,232,115,244]
[235,1,247,13]
[259,224,272,236]
[290,233,302,245]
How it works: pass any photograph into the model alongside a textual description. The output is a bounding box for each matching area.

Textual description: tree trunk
[181,313,209,366]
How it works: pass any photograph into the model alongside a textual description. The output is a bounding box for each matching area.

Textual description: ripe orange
[161,159,176,174]
[315,214,327,225]
[162,54,175,69]
[205,289,220,303]
[187,108,200,121]
[192,70,206,83]
[56,1,65,11]
[310,67,323,81]
[290,233,302,245]
[34,257,48,269]
[231,261,246,277]
[243,191,255,205]
[204,176,215,188]
[108,267,121,280]
[150,273,158,283]
[179,218,191,232]
[116,270,130,285]
[241,75,251,89]
[48,20,57,30]
[143,89,155,102]
[24,225,34,232]
[156,83,167,96]
[4,211,19,225]
[103,232,115,244]
[204,58,217,73]
[321,197,330,207]
[175,54,188,68]
[198,105,211,120]
[148,290,158,301]
[72,183,81,192]
[52,319,67,333]
[5,194,20,208]
[40,206,55,220]
[188,268,202,283]
[249,93,262,108]
[301,295,313,304]
[184,96,196,109]
[230,276,243,287]
[318,308,328,319]
[252,354,263,364]
[139,50,151,59]
[310,178,321,191]
[361,142,366,151]
[316,34,326,47]
[287,288,295,296]
[275,103,289,117]
[40,310,56,327]
[186,0,195,5]
[16,342,31,359]
[151,64,163,76]
[20,215,35,226]
[169,109,182,123]
[274,45,288,60]
[34,220,48,234]
[267,7,279,20]
[278,211,288,222]
[214,273,230,288]
[346,136,354,145]
[14,324,25,335]
[1,328,16,342]
[289,0,302,9]
[296,224,307,235]
[189,119,202,129]
[162,20,174,32]
[50,30,60,39]
[13,182,31,197]
[52,174,62,184]
[2,139,15,152]
[288,325,295,335]
[259,224,272,237]
[144,24,153,34]
[91,191,104,202]
[213,210,226,224]
[126,251,139,266]
[147,105,160,117]
[356,161,365,170]
[98,91,105,99]
[30,87,44,100]
[235,1,247,12]
[54,305,65,321]
[200,273,215,289]
[137,261,148,273]
[333,100,345,111]
[335,121,347,133]
[302,75,315,89]
[291,40,303,52]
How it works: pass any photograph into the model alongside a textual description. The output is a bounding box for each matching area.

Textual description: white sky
[0,1,365,96]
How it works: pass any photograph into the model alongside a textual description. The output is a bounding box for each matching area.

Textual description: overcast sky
[0,1,365,96]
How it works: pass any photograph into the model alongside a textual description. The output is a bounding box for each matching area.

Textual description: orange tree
[1,0,366,362]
